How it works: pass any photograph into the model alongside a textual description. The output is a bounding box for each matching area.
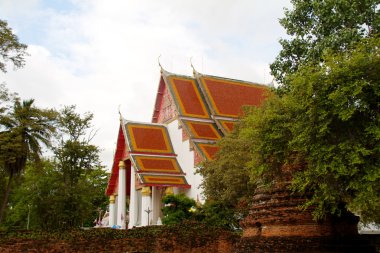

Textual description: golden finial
[158,54,163,73]
[118,105,123,123]
[190,56,196,75]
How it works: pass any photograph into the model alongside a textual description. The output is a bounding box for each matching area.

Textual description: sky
[0,0,292,169]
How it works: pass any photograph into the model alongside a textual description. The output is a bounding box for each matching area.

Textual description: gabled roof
[124,121,190,188]
[107,68,270,195]
[162,71,210,119]
[125,122,174,155]
[197,74,268,119]
[180,119,222,141]
[159,69,269,161]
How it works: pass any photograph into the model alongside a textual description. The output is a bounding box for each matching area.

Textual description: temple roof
[124,121,174,155]
[197,74,268,119]
[159,69,269,161]
[124,121,189,188]
[107,68,269,195]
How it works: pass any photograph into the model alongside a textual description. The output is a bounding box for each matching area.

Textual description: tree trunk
[0,170,14,224]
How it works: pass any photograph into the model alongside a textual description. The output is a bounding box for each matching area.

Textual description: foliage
[161,194,196,225]
[0,19,27,73]
[286,37,380,223]
[195,200,241,230]
[239,37,380,223]
[5,159,108,230]
[0,99,57,224]
[198,119,257,207]
[270,0,380,86]
[3,105,108,230]
[51,105,107,229]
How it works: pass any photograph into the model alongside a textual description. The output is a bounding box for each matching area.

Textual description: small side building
[105,68,269,228]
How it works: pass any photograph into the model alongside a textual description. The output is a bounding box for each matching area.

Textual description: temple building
[105,67,269,229]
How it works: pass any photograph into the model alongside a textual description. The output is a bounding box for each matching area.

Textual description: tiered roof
[106,68,269,196]
[158,69,269,160]
[124,121,189,188]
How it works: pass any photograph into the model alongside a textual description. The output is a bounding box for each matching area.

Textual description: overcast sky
[0,0,291,169]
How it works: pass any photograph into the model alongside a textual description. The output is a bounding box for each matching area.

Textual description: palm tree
[0,99,57,224]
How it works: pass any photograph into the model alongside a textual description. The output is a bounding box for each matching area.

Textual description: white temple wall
[166,120,204,203]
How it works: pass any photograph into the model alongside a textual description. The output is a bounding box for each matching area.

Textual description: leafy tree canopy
[209,37,379,223]
[0,19,27,73]
[0,99,57,224]
[271,0,380,86]
[198,118,257,207]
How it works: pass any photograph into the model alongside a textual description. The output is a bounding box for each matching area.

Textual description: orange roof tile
[164,74,210,119]
[131,155,184,174]
[193,142,219,160]
[215,119,237,135]
[125,122,174,155]
[198,76,268,118]
[123,121,190,188]
[140,174,190,188]
[181,119,222,141]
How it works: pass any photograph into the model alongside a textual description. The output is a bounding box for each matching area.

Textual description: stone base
[237,182,379,252]
[241,183,359,238]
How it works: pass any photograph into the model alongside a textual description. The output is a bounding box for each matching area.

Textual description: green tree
[5,159,108,230]
[0,19,27,73]
[52,105,107,229]
[270,0,380,86]
[198,119,256,207]
[0,99,56,224]
[162,194,196,225]
[239,37,379,223]
[202,37,379,223]
[285,37,380,223]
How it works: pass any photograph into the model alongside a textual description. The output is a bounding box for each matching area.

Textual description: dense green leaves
[202,36,379,223]
[161,194,196,225]
[286,37,380,222]
[50,106,107,229]
[198,120,256,207]
[0,98,57,224]
[271,0,380,86]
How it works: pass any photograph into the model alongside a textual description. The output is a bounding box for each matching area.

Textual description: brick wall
[0,232,236,253]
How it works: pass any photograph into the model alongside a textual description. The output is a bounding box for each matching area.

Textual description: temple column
[109,195,116,227]
[141,186,152,226]
[128,172,136,228]
[151,187,161,225]
[117,160,126,229]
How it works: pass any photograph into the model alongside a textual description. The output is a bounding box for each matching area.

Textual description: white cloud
[0,0,291,168]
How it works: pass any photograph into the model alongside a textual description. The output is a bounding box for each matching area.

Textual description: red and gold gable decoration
[197,76,268,118]
[106,125,128,196]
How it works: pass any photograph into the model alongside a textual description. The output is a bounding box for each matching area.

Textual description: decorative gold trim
[109,195,115,204]
[119,160,126,168]
[165,187,174,195]
[141,186,152,196]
